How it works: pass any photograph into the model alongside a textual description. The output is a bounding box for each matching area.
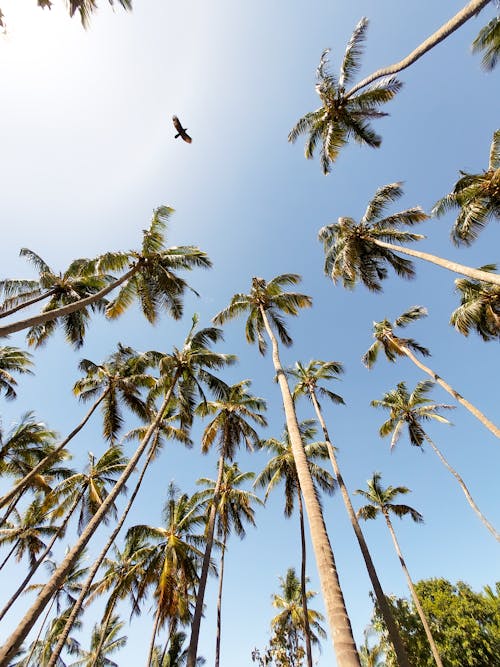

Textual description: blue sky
[0,1,499,665]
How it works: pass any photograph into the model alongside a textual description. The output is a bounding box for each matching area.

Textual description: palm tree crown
[0,346,33,401]
[288,18,402,174]
[450,269,500,341]
[472,17,500,71]
[432,129,500,245]
[355,472,424,524]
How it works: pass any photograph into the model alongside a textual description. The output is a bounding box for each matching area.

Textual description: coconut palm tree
[214,273,361,667]
[289,360,411,667]
[0,318,233,665]
[65,0,132,29]
[197,462,262,667]
[355,473,443,667]
[472,16,500,70]
[432,129,500,246]
[372,380,499,541]
[319,182,500,288]
[0,346,33,400]
[126,484,208,665]
[151,630,206,667]
[187,381,266,666]
[345,0,492,97]
[21,606,82,667]
[358,628,386,667]
[363,305,500,438]
[255,420,335,667]
[288,18,402,174]
[450,269,500,341]
[0,207,211,339]
[270,568,326,667]
[69,614,127,667]
[0,343,153,513]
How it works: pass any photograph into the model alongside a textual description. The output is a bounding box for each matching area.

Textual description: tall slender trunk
[346,0,492,97]
[309,390,412,667]
[296,491,314,667]
[214,530,227,667]
[48,428,166,667]
[148,606,162,667]
[0,265,139,339]
[260,307,361,667]
[22,593,57,667]
[0,391,108,513]
[0,377,178,665]
[394,340,500,440]
[0,288,56,319]
[0,494,81,621]
[0,539,19,571]
[423,433,499,541]
[372,238,500,287]
[383,512,444,667]
[186,456,225,667]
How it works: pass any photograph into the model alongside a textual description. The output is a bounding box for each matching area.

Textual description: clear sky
[0,1,499,665]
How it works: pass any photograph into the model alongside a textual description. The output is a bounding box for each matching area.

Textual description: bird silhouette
[172,115,192,143]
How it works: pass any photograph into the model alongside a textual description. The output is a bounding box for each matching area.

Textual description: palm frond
[339,17,369,88]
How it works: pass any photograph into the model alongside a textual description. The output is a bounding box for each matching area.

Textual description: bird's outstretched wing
[172,115,192,143]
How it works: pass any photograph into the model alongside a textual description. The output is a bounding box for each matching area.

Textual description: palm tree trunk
[0,494,81,621]
[47,430,165,667]
[0,288,57,319]
[148,606,162,667]
[259,306,361,667]
[186,455,225,667]
[0,265,139,339]
[372,238,500,287]
[0,377,179,666]
[423,433,499,541]
[214,530,227,667]
[395,341,500,440]
[296,491,314,667]
[0,539,19,571]
[346,0,491,97]
[383,512,444,667]
[0,391,108,513]
[309,390,413,667]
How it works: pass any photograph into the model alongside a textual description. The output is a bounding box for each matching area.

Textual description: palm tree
[151,630,206,667]
[255,420,335,667]
[372,380,499,541]
[432,129,500,245]
[355,473,443,667]
[197,462,262,667]
[363,305,500,438]
[0,207,211,339]
[214,273,361,667]
[288,18,402,174]
[472,16,500,70]
[21,606,82,667]
[69,614,127,666]
[270,568,326,667]
[450,269,500,341]
[126,484,208,665]
[65,0,132,29]
[187,380,267,667]
[289,360,411,667]
[358,628,386,667]
[0,318,233,664]
[0,343,153,513]
[319,182,500,287]
[345,0,492,97]
[0,346,33,400]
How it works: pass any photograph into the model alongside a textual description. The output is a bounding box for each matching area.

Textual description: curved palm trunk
[0,378,178,665]
[48,432,163,667]
[395,341,500,440]
[0,288,57,320]
[0,265,138,339]
[296,491,314,667]
[0,391,108,513]
[186,455,225,667]
[423,433,499,541]
[309,390,412,667]
[0,494,82,621]
[372,238,500,287]
[148,606,163,666]
[260,307,361,667]
[383,512,444,667]
[214,530,227,667]
[346,0,491,97]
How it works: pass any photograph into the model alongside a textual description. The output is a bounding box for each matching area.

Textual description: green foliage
[472,17,500,71]
[372,579,500,666]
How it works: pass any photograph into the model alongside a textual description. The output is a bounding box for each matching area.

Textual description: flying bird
[172,115,192,144]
